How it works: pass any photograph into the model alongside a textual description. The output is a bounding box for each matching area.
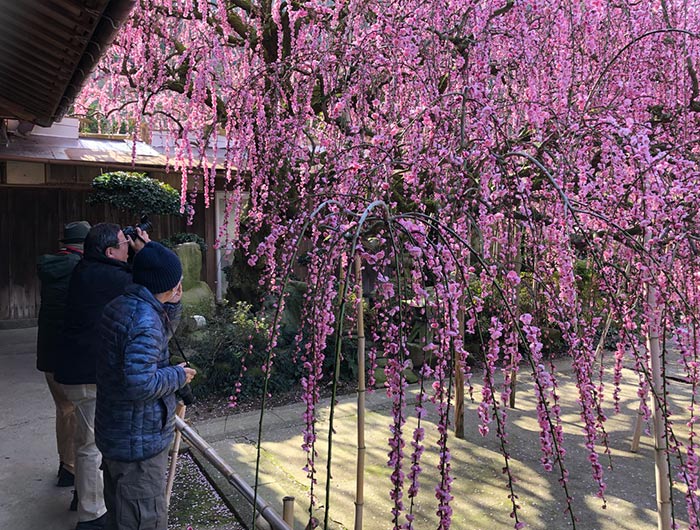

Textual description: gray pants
[103,447,169,530]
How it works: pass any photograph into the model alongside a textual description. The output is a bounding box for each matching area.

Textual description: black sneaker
[69,490,78,512]
[57,464,74,487]
[75,513,106,530]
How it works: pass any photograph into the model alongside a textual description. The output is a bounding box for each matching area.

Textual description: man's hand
[179,363,197,384]
[128,227,151,253]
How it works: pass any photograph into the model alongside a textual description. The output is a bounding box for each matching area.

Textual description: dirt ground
[187,355,695,530]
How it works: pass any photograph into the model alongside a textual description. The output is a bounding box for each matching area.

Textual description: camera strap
[164,311,190,367]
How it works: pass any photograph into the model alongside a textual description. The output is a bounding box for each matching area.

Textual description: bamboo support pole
[610,284,648,452]
[455,224,473,439]
[509,225,523,409]
[354,254,366,530]
[630,404,645,453]
[596,262,631,362]
[647,278,672,530]
[173,416,292,530]
[594,304,616,359]
[454,306,465,439]
[508,361,518,409]
[165,402,186,507]
[282,496,295,528]
[508,233,523,409]
[255,515,273,530]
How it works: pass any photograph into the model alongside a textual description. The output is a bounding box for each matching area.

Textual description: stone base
[181,281,215,320]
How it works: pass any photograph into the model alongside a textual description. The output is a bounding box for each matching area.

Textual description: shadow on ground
[190,360,692,530]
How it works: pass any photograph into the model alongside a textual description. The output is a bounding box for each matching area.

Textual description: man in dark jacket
[37,220,91,488]
[55,223,149,530]
[97,242,196,530]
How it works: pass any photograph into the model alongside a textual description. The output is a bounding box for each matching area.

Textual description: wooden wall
[0,185,210,321]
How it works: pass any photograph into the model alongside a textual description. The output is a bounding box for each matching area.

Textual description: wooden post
[354,254,366,530]
[165,402,186,507]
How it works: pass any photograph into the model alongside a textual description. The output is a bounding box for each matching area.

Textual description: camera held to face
[122,215,153,241]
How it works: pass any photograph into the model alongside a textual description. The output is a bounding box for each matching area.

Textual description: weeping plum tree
[78,0,700,528]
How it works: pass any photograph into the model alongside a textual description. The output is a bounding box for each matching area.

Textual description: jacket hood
[37,252,81,281]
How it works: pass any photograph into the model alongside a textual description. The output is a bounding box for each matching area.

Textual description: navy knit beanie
[133,242,183,294]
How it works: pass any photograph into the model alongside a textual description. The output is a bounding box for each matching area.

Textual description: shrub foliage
[87,171,183,215]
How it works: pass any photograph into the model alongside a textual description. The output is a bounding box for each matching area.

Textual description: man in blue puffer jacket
[96,242,196,530]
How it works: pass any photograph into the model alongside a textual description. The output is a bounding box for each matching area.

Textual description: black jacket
[54,253,132,385]
[36,249,83,372]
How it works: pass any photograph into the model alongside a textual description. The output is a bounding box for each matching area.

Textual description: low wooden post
[165,402,187,507]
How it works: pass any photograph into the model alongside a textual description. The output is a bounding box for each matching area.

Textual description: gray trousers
[103,447,169,530]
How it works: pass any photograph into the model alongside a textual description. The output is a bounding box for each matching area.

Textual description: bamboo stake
[509,225,523,409]
[594,303,616,359]
[583,261,641,453]
[255,515,273,530]
[455,224,473,439]
[354,254,366,530]
[596,262,631,360]
[585,263,644,451]
[631,228,671,529]
[454,305,465,439]
[166,402,186,507]
[630,404,645,453]
[282,496,295,528]
[647,274,672,530]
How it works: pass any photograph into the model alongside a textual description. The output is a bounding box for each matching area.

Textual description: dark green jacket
[36,249,83,372]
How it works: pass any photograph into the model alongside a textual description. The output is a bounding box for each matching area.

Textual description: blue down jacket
[96,283,186,462]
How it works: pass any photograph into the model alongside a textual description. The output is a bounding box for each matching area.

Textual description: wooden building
[0,1,241,326]
[0,119,218,325]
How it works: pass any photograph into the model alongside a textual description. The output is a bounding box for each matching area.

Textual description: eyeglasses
[113,240,129,247]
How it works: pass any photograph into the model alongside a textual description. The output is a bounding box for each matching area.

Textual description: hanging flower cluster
[79,0,700,527]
